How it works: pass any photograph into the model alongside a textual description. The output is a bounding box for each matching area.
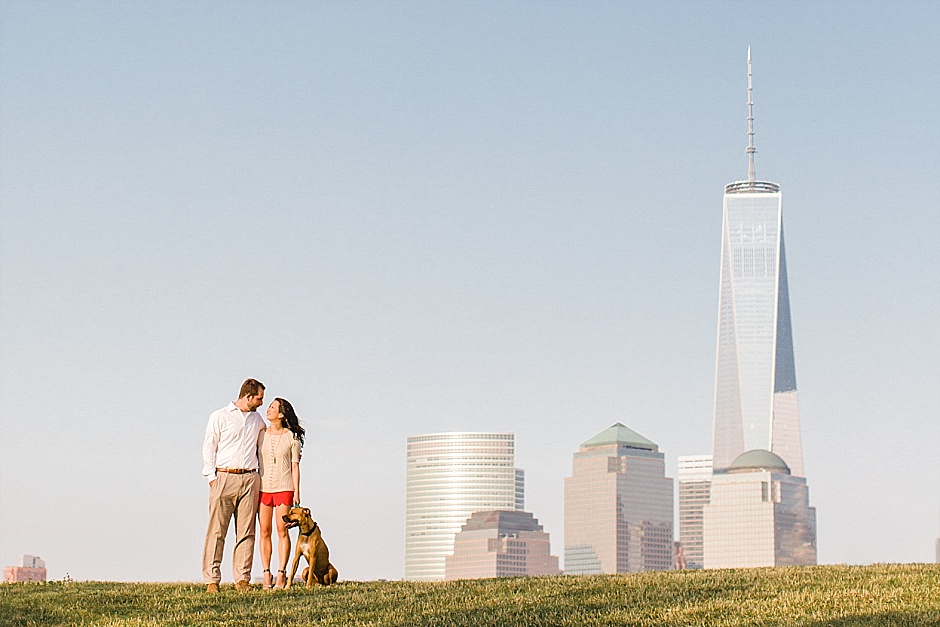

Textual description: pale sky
[1,2,938,582]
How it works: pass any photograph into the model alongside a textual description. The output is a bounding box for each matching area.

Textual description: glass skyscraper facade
[711,51,805,477]
[712,181,804,476]
[404,432,524,581]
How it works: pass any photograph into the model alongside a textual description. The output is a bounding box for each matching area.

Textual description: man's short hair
[238,378,265,399]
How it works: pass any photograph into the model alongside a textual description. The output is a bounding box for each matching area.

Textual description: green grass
[1,565,938,626]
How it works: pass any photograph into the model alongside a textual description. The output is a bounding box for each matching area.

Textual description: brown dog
[281,506,338,588]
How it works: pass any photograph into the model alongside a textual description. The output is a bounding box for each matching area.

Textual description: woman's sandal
[275,569,288,589]
[263,568,274,589]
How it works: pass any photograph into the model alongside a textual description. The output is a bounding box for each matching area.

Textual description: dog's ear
[304,508,310,515]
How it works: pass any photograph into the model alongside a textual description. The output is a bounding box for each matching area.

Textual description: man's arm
[250,413,265,468]
[202,412,221,484]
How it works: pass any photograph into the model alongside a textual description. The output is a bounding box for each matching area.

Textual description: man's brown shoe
[206,583,220,593]
[234,580,251,592]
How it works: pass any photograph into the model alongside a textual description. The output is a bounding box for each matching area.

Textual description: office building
[444,510,559,579]
[405,432,524,581]
[564,423,674,574]
[677,455,713,569]
[703,449,816,568]
[711,49,805,477]
[3,555,47,582]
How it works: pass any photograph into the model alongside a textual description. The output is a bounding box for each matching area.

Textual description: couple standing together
[201,378,305,592]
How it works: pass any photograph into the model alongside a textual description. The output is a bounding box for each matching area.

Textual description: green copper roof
[727,449,791,474]
[580,423,658,451]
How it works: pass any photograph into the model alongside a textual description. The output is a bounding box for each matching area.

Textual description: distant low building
[444,510,559,579]
[3,555,47,582]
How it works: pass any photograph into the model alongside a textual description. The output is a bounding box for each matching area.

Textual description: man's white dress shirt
[202,402,266,483]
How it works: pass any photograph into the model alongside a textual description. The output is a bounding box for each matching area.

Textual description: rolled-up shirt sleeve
[202,414,221,482]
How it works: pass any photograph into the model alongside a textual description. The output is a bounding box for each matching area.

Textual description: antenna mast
[724,48,779,194]
[746,47,756,184]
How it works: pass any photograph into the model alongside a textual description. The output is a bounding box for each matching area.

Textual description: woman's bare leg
[275,503,292,587]
[258,502,274,588]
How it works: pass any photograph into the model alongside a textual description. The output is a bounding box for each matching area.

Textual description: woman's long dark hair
[275,397,305,448]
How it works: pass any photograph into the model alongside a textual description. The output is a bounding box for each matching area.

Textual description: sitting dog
[282,506,339,588]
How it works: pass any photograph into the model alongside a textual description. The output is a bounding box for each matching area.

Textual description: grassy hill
[2,564,938,626]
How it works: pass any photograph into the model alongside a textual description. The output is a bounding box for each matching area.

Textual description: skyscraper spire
[746,47,756,184]
[725,49,777,195]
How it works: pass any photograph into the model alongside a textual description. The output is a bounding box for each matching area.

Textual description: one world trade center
[711,50,804,477]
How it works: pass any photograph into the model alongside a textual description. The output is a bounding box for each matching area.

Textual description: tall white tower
[404,432,524,581]
[711,49,805,476]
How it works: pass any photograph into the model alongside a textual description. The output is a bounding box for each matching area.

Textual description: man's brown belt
[216,468,256,474]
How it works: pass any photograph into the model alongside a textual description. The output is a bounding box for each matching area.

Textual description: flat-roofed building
[3,555,47,582]
[678,454,712,569]
[444,510,559,579]
[703,449,816,568]
[564,423,674,574]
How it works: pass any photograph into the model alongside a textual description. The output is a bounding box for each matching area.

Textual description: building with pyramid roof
[564,423,674,574]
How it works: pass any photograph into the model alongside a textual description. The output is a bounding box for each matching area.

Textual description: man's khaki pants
[202,470,260,584]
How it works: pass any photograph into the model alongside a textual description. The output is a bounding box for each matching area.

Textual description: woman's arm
[291,461,300,506]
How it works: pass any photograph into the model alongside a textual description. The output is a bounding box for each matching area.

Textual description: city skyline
[1,3,937,581]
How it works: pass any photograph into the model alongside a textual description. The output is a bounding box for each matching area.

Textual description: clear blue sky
[1,2,937,581]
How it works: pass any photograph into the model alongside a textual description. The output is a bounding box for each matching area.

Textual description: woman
[257,397,304,589]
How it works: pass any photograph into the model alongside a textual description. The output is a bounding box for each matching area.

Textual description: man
[201,378,266,592]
